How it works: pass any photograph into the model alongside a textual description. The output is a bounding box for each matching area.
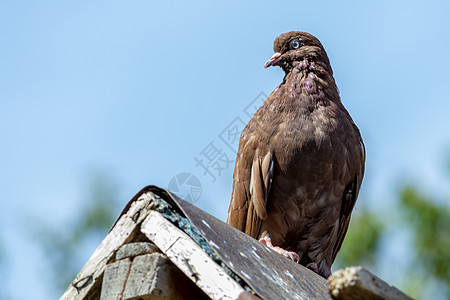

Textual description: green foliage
[334,177,450,299]
[35,170,121,293]
[400,186,450,289]
[70,172,122,243]
[334,209,383,269]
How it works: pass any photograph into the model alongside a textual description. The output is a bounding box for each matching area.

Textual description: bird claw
[259,235,300,263]
[284,250,300,263]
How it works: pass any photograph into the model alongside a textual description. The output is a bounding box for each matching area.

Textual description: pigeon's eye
[289,38,302,50]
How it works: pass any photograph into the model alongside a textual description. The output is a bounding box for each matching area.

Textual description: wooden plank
[60,192,154,300]
[116,242,160,260]
[100,259,132,300]
[141,211,245,300]
[328,266,412,300]
[122,253,174,299]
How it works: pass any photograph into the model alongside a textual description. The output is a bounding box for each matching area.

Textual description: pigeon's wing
[331,134,366,262]
[227,129,273,239]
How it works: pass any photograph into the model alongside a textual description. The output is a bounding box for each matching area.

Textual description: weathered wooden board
[328,266,412,300]
[115,242,160,260]
[123,253,176,299]
[100,248,209,300]
[141,210,245,300]
[100,259,132,300]
[60,192,155,300]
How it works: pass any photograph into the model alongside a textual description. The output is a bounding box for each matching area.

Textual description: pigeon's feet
[306,262,331,279]
[259,234,299,263]
[306,262,320,274]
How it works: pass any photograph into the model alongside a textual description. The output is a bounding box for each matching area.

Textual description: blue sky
[1,1,450,299]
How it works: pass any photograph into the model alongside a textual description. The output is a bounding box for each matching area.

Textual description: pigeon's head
[264,31,332,75]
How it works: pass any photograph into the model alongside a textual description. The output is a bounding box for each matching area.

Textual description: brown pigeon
[226,31,365,278]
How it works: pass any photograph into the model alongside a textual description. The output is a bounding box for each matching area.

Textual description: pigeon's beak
[264,52,282,69]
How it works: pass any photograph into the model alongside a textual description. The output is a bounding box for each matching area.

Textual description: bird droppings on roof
[252,250,261,260]
[241,270,251,280]
[209,240,220,249]
[285,270,295,280]
[202,219,211,229]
